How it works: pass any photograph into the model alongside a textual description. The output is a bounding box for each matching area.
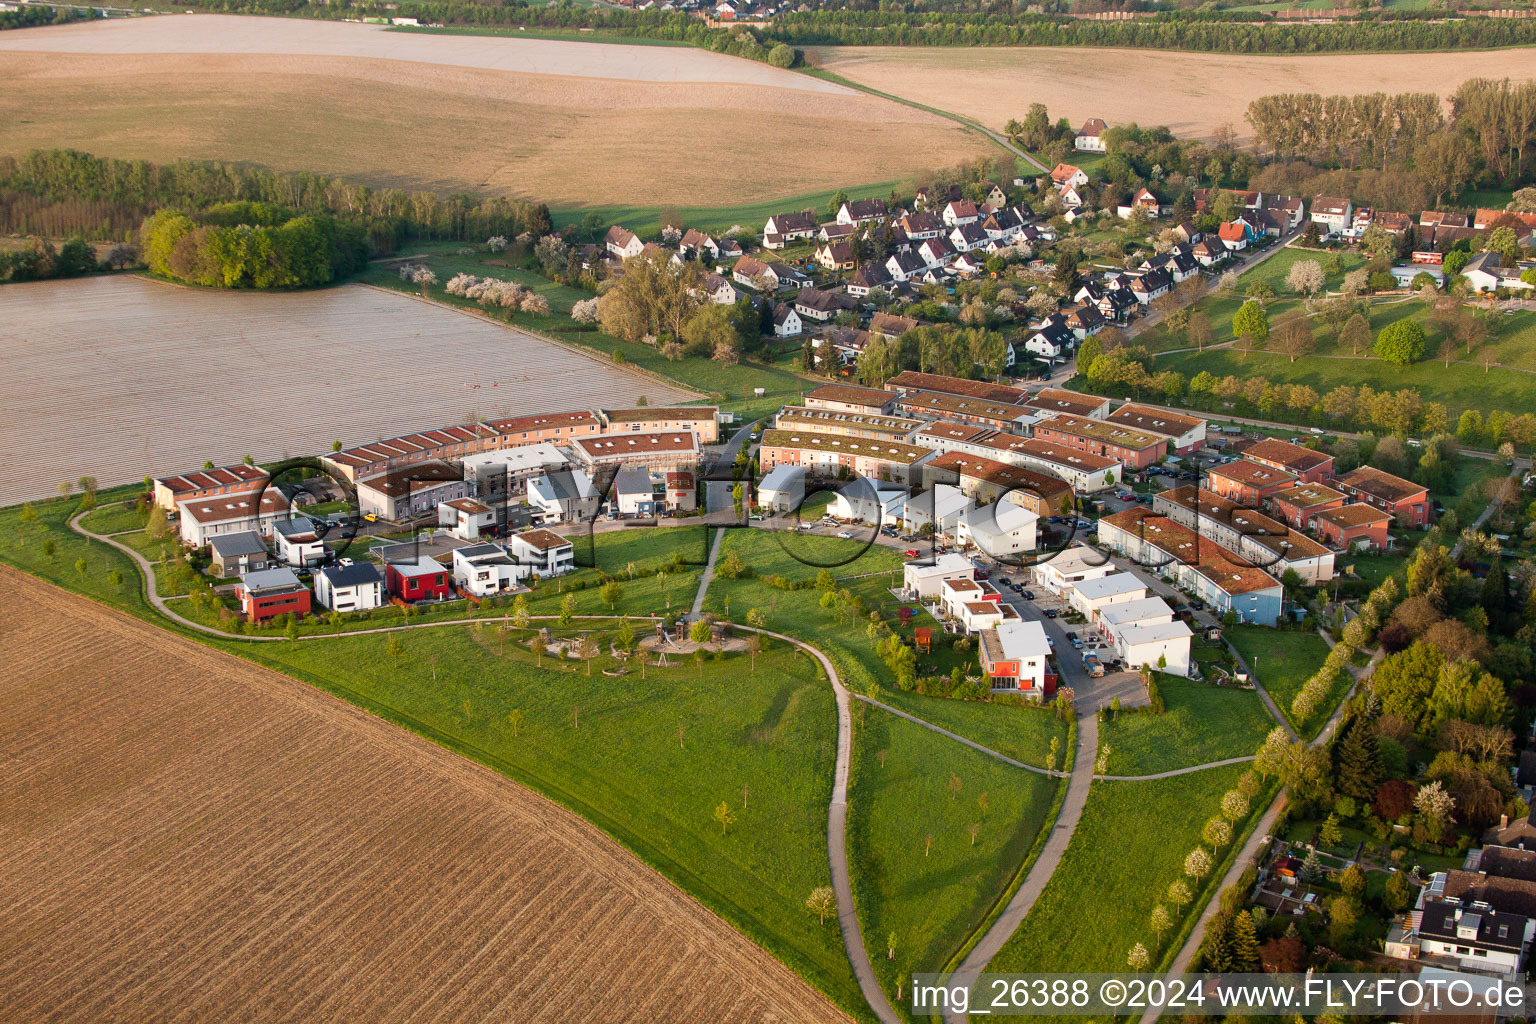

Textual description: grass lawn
[77,497,149,535]
[702,529,1068,768]
[240,625,868,1018]
[848,706,1059,1018]
[1343,551,1409,590]
[1225,626,1343,738]
[988,765,1252,975]
[1100,673,1276,776]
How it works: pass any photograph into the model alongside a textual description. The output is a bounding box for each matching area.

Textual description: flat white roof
[1120,620,1194,646]
[1098,596,1175,627]
[910,484,973,520]
[996,619,1052,659]
[460,442,568,474]
[1074,572,1148,601]
[906,553,975,578]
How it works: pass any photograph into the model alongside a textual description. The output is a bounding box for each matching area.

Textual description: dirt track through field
[0,566,851,1024]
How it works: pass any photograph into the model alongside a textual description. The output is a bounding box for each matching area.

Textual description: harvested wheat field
[0,566,851,1024]
[0,275,696,506]
[0,16,989,205]
[809,45,1536,142]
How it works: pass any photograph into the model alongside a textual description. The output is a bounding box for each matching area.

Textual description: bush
[767,43,796,68]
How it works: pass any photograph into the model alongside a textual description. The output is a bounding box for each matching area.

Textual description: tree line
[0,149,552,253]
[1245,80,1536,206]
[138,207,369,289]
[0,5,92,29]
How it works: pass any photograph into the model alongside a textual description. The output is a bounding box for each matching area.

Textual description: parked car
[836,531,853,539]
[1022,590,1035,600]
[1044,609,1058,618]
[904,548,921,557]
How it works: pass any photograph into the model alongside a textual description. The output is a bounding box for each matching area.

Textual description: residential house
[1062,303,1106,339]
[915,184,964,210]
[1180,541,1285,625]
[942,199,980,227]
[451,543,523,598]
[605,225,644,260]
[829,477,907,526]
[1021,320,1075,362]
[837,198,889,225]
[1244,438,1335,482]
[771,302,803,337]
[357,460,467,521]
[666,470,696,512]
[805,383,897,415]
[1075,117,1108,152]
[917,237,956,267]
[613,465,658,516]
[1031,414,1167,470]
[1069,572,1149,621]
[1033,544,1115,597]
[1116,187,1160,219]
[272,517,326,567]
[901,483,974,540]
[814,242,855,272]
[1336,466,1431,527]
[1097,596,1192,677]
[762,209,817,248]
[759,429,935,485]
[1106,403,1206,453]
[1217,220,1253,251]
[1462,252,1534,293]
[979,620,1054,695]
[923,452,1074,516]
[757,464,805,513]
[818,221,856,243]
[794,286,843,323]
[846,263,892,298]
[177,489,292,548]
[1007,437,1121,493]
[1314,502,1393,552]
[885,250,927,282]
[678,228,719,258]
[939,576,1013,634]
[1310,196,1352,234]
[385,556,452,603]
[902,552,975,600]
[896,391,1035,433]
[207,531,270,578]
[949,222,989,253]
[1021,387,1111,421]
[236,566,311,623]
[1206,459,1298,508]
[313,562,384,613]
[884,369,1025,404]
[1059,184,1087,210]
[1192,238,1228,267]
[153,462,268,510]
[572,431,699,474]
[733,255,781,290]
[1127,269,1172,305]
[527,469,601,524]
[1050,163,1088,189]
[957,501,1038,558]
[779,406,920,442]
[701,272,738,304]
[508,528,575,576]
[1269,483,1347,531]
[895,211,944,241]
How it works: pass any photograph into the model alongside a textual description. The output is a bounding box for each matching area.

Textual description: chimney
[1502,813,1510,829]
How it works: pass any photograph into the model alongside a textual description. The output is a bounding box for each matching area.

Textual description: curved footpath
[71,510,901,1024]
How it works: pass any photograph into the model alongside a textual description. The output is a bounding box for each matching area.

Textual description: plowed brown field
[0,567,850,1024]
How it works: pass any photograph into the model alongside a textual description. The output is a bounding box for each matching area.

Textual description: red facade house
[386,557,453,602]
[237,567,312,624]
[1314,503,1393,552]
[1335,466,1430,529]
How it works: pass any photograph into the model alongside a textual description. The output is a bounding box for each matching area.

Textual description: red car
[904,548,921,557]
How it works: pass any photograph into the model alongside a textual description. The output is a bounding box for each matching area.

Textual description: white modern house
[902,484,974,540]
[451,543,524,597]
[1117,619,1193,677]
[956,502,1038,559]
[314,562,385,613]
[273,517,327,568]
[758,465,806,513]
[902,553,976,600]
[508,528,576,577]
[439,498,496,541]
[979,620,1053,693]
[1033,544,1115,597]
[1069,572,1149,620]
[829,478,907,526]
[613,466,658,517]
[527,470,600,524]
